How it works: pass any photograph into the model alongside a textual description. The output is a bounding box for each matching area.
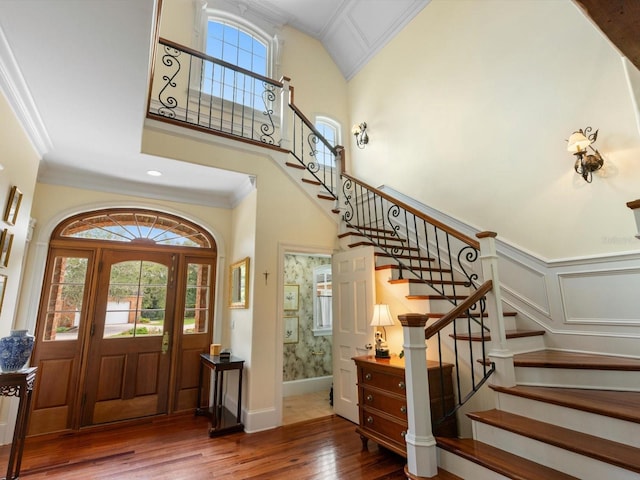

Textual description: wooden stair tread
[301,178,321,186]
[348,241,421,251]
[404,465,462,480]
[389,278,468,286]
[468,409,640,474]
[513,350,640,371]
[285,161,305,170]
[456,329,544,342]
[407,294,467,301]
[317,193,335,201]
[490,384,640,424]
[437,437,580,480]
[375,264,451,274]
[374,252,435,262]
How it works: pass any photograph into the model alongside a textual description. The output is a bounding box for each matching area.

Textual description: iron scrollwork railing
[149,38,283,146]
[340,173,495,422]
[289,103,339,200]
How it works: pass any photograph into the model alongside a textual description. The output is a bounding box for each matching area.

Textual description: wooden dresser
[352,355,457,457]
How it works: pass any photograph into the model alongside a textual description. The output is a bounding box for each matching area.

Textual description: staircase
[147,36,640,479]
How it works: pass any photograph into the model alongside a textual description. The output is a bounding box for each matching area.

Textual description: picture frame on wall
[283,316,299,344]
[0,275,6,315]
[0,229,13,268]
[283,284,299,311]
[4,186,22,226]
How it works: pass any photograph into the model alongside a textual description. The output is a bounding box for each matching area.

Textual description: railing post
[279,76,292,150]
[398,313,438,479]
[627,199,640,240]
[476,232,515,388]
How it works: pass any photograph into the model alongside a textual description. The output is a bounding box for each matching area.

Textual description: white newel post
[476,232,515,388]
[279,76,291,151]
[398,313,438,479]
[627,200,640,240]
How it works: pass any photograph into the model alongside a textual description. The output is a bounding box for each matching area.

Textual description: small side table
[195,354,244,437]
[0,367,37,480]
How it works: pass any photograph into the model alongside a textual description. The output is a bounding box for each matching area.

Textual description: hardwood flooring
[2,414,411,479]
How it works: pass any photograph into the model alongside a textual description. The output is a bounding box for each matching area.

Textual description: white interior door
[331,246,375,423]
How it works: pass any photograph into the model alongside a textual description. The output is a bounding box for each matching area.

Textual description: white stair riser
[472,421,638,480]
[437,448,512,480]
[515,367,640,392]
[494,391,640,448]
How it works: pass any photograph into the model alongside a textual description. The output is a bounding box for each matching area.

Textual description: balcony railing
[148,38,284,147]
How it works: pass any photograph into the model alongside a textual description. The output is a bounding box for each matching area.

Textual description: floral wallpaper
[283,254,332,381]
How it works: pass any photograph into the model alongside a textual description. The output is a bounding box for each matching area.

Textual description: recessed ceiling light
[147,170,162,177]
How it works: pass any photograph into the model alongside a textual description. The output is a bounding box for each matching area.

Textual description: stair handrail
[341,173,480,249]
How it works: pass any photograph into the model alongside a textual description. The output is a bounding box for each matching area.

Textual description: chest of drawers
[352,355,457,457]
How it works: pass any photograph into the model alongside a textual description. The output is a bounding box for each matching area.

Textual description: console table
[195,354,244,437]
[0,367,37,480]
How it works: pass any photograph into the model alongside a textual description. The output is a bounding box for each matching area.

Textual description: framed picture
[0,229,13,268]
[283,316,299,344]
[4,186,22,226]
[0,275,6,315]
[283,284,299,311]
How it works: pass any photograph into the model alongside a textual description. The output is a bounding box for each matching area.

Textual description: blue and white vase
[0,330,34,372]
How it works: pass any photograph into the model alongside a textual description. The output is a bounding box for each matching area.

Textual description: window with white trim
[315,116,341,167]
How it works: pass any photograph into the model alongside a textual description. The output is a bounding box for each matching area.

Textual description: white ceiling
[0,0,426,208]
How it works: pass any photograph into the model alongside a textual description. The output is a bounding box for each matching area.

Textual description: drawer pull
[366,394,373,403]
[366,416,374,425]
[365,373,372,381]
[400,405,407,414]
[401,430,407,438]
[398,381,405,389]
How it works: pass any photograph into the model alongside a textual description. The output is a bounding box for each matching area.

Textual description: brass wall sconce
[567,127,604,183]
[352,122,369,149]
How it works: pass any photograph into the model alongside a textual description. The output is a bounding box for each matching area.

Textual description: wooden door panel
[93,396,159,424]
[96,356,126,401]
[34,358,73,409]
[136,352,160,396]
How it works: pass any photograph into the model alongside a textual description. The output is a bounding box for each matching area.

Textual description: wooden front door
[82,250,177,425]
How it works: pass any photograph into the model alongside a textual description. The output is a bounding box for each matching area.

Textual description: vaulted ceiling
[0,1,637,208]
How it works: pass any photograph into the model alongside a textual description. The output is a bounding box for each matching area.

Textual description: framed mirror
[229,257,249,309]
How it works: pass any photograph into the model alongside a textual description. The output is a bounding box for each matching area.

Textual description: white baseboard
[283,376,332,397]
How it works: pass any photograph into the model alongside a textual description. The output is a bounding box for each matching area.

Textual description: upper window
[206,20,267,77]
[315,117,341,166]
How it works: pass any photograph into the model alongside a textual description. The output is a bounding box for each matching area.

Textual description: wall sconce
[352,122,369,149]
[370,304,394,358]
[567,127,604,183]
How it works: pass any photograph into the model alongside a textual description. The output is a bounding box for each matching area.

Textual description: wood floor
[1,414,411,479]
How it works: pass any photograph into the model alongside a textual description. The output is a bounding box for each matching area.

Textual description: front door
[331,246,375,423]
[82,250,177,425]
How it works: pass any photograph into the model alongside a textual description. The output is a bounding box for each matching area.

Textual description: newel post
[398,313,438,479]
[279,76,292,150]
[476,232,515,388]
[627,199,640,240]
[334,145,345,213]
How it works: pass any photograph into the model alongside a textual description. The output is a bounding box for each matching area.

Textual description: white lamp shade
[370,304,394,327]
[567,131,591,153]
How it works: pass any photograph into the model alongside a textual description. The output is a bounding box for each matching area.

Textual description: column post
[476,232,515,388]
[279,76,291,151]
[398,313,437,479]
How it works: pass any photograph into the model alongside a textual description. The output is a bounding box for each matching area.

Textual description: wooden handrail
[158,37,283,88]
[342,173,481,249]
[424,280,493,339]
[289,102,337,155]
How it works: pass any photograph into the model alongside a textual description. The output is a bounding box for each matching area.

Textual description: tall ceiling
[0,0,637,208]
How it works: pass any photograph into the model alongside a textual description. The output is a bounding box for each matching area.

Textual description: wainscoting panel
[559,268,640,326]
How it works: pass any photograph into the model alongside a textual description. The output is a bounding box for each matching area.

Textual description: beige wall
[0,91,40,335]
[347,0,640,259]
[141,128,338,430]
